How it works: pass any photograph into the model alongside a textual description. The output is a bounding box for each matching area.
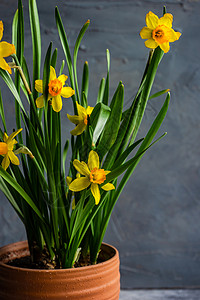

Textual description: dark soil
[6,248,112,270]
[7,255,56,270]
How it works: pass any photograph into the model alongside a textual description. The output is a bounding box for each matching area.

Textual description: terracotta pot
[0,240,120,300]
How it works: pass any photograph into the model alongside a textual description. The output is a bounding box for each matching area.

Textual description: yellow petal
[0,142,8,155]
[7,128,23,144]
[159,13,173,28]
[0,57,12,74]
[50,66,56,81]
[101,183,115,191]
[88,150,99,171]
[0,21,3,41]
[69,177,90,192]
[35,79,43,93]
[159,42,170,53]
[146,11,159,29]
[52,95,62,112]
[77,103,87,117]
[61,86,75,98]
[105,170,111,175]
[70,122,86,135]
[0,41,16,57]
[145,38,158,49]
[86,106,94,116]
[2,154,10,170]
[140,27,152,40]
[3,132,8,142]
[91,183,100,205]
[66,176,72,186]
[67,114,82,124]
[175,31,181,40]
[58,74,68,85]
[8,151,20,165]
[168,28,181,42]
[73,160,90,176]
[36,95,45,109]
[7,139,16,151]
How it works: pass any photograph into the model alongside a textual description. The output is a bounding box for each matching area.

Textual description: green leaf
[16,0,24,64]
[55,7,75,103]
[0,69,27,116]
[12,9,18,46]
[0,167,44,222]
[62,139,69,178]
[51,48,58,68]
[90,102,111,146]
[81,61,89,106]
[102,49,110,105]
[29,0,41,99]
[149,89,170,100]
[13,0,24,144]
[0,176,23,220]
[43,43,52,106]
[22,56,32,100]
[97,83,124,159]
[81,91,88,109]
[74,20,90,103]
[97,78,105,103]
[111,138,144,170]
[59,60,65,76]
[135,93,170,157]
[0,89,7,132]
[129,47,164,146]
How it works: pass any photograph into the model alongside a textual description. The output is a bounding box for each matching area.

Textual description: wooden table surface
[119,289,200,300]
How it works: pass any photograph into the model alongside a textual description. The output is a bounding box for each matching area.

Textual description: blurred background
[0,0,200,289]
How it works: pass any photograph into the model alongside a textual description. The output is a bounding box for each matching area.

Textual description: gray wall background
[0,0,200,289]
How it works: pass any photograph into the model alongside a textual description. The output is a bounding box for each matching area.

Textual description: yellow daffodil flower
[0,21,16,74]
[67,102,94,135]
[0,128,22,170]
[140,11,181,53]
[69,150,115,205]
[35,66,75,112]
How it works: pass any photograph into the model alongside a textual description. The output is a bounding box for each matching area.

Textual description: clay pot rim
[0,240,118,273]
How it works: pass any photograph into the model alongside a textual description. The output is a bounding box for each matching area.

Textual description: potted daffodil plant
[0,0,181,299]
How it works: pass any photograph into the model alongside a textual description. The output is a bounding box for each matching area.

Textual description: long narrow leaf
[73,20,90,103]
[98,83,124,159]
[0,167,44,221]
[102,49,110,105]
[29,0,41,99]
[97,78,105,103]
[90,102,111,146]
[0,69,27,116]
[81,61,89,106]
[0,177,24,220]
[0,89,7,132]
[55,7,76,107]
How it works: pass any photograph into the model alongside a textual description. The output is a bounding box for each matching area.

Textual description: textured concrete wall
[0,0,200,289]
